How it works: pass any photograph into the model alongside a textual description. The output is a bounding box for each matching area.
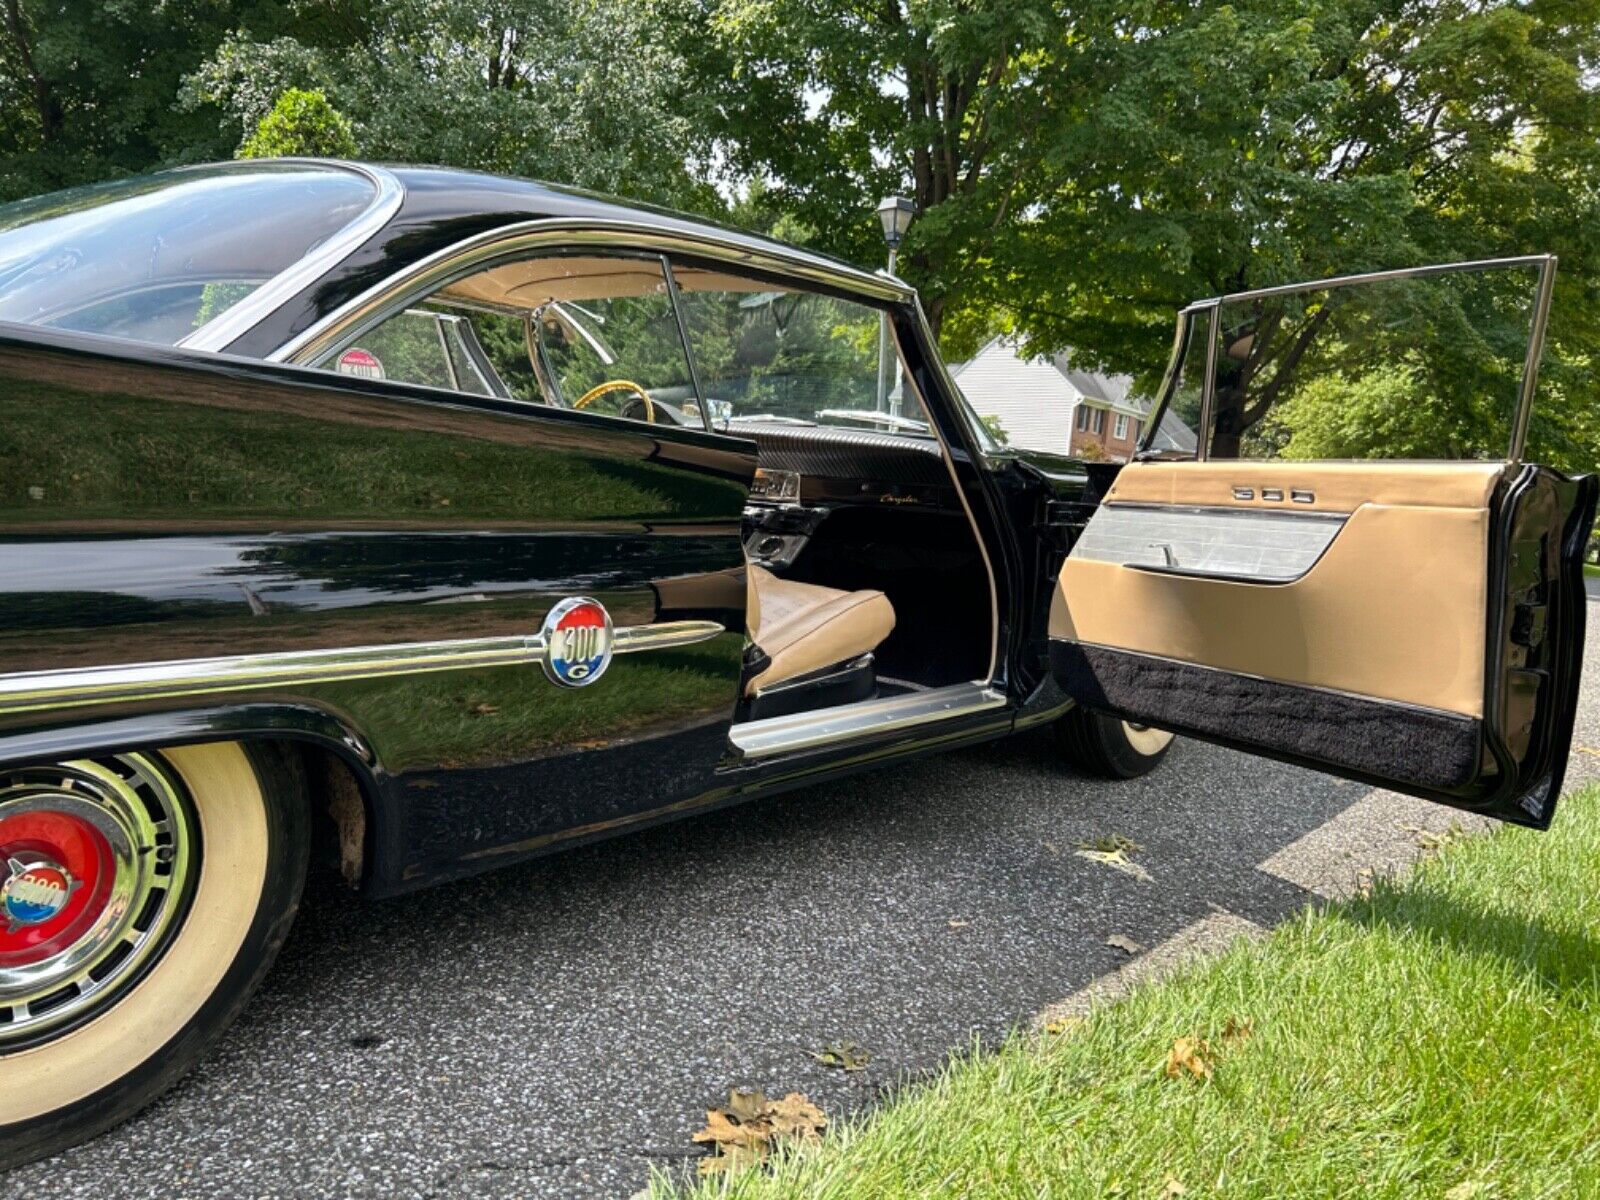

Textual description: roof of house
[952,335,1199,455]
[955,337,1147,405]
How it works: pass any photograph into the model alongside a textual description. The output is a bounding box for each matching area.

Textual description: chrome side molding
[728,681,1008,759]
[0,620,724,716]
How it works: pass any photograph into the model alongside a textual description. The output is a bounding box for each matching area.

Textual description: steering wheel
[573,379,656,423]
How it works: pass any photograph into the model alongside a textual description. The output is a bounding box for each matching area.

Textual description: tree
[238,88,357,159]
[674,0,1600,470]
[0,1,368,200]
[188,0,717,209]
[665,0,1058,339]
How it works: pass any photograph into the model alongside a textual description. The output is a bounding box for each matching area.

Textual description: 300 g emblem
[3,856,79,931]
[541,598,615,688]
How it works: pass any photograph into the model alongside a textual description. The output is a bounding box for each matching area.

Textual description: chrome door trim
[269,217,917,366]
[897,301,1003,683]
[1511,255,1558,464]
[178,161,405,354]
[1191,254,1558,464]
[727,681,1008,759]
[0,619,722,717]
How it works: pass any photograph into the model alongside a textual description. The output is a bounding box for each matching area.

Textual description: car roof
[215,160,910,359]
[380,162,877,283]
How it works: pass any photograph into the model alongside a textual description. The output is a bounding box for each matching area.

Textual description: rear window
[0,163,377,346]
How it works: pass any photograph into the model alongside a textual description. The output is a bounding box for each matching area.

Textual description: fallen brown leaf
[1105,934,1143,955]
[1075,847,1153,882]
[1222,1015,1254,1043]
[1162,1175,1189,1197]
[1078,833,1142,855]
[1164,1035,1213,1080]
[692,1089,826,1178]
[808,1041,870,1072]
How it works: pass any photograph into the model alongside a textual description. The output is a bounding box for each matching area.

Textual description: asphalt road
[20,606,1600,1199]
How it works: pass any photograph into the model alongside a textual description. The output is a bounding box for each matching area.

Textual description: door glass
[1203,261,1544,460]
[316,253,702,428]
[673,267,929,437]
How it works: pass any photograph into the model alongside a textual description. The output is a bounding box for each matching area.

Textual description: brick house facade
[951,337,1194,462]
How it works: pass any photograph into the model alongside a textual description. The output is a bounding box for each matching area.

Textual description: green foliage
[671,0,1600,471]
[0,1,370,200]
[3,0,1600,472]
[237,88,356,159]
[186,0,717,209]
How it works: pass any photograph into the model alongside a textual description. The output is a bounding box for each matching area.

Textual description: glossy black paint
[0,326,761,893]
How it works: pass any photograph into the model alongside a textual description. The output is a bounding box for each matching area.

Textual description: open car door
[1052,256,1597,828]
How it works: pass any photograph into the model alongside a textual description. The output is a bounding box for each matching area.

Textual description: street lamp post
[875,195,914,415]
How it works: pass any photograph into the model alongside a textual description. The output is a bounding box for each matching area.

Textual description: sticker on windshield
[336,348,385,380]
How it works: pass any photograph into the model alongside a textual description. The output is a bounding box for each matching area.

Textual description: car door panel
[1054,458,1594,822]
[1050,259,1596,828]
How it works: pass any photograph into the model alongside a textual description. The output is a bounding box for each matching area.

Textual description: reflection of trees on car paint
[309,637,744,772]
[0,387,747,523]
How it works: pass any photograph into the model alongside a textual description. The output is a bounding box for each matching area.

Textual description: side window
[1203,262,1545,460]
[318,252,701,427]
[1141,308,1209,458]
[672,267,930,437]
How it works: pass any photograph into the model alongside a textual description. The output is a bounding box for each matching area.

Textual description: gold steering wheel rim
[573,379,656,423]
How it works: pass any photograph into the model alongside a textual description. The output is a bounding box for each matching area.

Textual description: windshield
[0,163,377,346]
[673,271,932,436]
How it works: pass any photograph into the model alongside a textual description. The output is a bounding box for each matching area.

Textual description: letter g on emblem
[541,597,615,688]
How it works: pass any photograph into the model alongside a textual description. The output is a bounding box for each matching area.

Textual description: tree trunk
[3,0,61,143]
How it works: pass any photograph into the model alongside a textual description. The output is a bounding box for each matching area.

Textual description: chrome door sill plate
[728,681,1007,760]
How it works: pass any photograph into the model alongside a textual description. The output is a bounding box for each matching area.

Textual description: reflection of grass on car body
[656,784,1600,1197]
[0,386,745,522]
[312,638,743,770]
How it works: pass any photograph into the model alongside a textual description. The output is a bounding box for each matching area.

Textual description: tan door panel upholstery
[1103,460,1503,514]
[1053,461,1508,718]
[746,565,895,695]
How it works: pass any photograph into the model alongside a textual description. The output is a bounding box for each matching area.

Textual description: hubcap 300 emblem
[2,856,79,932]
[541,598,614,688]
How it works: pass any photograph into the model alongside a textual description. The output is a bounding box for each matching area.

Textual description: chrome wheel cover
[1120,721,1175,757]
[0,754,197,1046]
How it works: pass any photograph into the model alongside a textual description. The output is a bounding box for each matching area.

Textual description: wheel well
[292,743,372,889]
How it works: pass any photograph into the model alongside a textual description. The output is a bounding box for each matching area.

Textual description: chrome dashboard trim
[270,217,916,366]
[0,619,723,717]
[178,161,405,354]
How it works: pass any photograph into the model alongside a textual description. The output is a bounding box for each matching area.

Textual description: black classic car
[0,160,1591,1164]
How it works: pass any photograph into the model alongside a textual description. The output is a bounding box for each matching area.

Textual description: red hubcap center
[0,808,114,967]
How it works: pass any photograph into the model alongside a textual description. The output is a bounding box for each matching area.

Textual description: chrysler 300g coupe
[0,160,1590,1164]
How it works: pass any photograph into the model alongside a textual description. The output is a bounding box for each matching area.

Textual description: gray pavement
[20,604,1600,1199]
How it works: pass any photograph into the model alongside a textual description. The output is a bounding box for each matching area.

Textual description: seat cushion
[746,564,895,696]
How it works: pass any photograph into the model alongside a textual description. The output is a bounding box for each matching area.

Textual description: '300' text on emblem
[541,598,615,688]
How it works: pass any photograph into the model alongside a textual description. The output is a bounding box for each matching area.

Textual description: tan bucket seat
[745,564,896,696]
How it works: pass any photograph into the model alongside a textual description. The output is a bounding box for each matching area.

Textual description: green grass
[1583,562,1600,578]
[661,786,1600,1198]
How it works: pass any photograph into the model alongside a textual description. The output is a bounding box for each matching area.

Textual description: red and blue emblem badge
[541,597,614,688]
[3,856,79,932]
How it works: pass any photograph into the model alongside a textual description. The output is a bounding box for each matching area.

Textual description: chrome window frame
[177,160,404,353]
[1139,254,1558,464]
[270,217,914,367]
